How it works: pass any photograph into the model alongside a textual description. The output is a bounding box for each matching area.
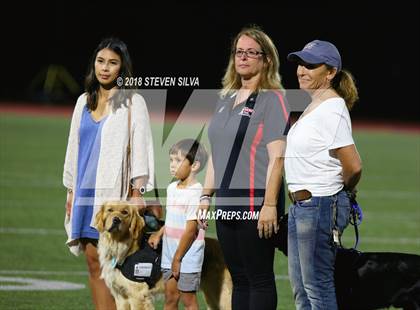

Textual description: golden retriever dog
[95,201,163,309]
[95,201,232,310]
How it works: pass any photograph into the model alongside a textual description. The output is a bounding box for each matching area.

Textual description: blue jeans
[288,190,351,310]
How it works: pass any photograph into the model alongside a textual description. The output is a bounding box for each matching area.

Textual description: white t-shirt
[284,97,354,196]
[161,181,205,273]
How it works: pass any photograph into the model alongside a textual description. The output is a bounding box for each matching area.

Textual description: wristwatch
[133,186,146,195]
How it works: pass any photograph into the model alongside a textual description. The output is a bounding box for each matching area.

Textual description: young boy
[148,139,208,310]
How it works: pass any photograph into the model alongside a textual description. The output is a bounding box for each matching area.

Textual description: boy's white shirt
[161,181,205,273]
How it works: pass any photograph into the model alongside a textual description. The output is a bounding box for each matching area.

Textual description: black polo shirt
[208,90,289,212]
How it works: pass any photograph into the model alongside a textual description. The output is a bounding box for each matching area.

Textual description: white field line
[0,270,291,284]
[1,228,418,245]
[0,227,64,235]
[357,190,420,200]
[0,270,88,276]
[0,276,85,291]
[341,236,420,245]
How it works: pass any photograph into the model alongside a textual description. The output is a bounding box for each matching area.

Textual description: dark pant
[216,218,277,310]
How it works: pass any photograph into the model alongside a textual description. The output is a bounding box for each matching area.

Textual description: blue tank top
[71,106,107,239]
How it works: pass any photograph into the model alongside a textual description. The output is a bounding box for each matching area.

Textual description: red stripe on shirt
[249,123,264,212]
[273,90,288,121]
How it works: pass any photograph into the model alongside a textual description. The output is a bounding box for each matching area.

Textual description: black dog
[274,214,420,310]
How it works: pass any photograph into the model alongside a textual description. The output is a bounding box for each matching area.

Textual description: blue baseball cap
[287,40,342,71]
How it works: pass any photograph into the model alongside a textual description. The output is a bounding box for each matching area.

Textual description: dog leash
[349,197,363,249]
[143,177,165,232]
[333,192,363,249]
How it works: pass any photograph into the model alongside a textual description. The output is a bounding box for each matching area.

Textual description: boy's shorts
[161,268,201,292]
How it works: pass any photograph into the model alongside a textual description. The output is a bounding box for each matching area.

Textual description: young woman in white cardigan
[63,37,154,309]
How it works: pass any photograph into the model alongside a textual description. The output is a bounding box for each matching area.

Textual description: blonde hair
[221,26,283,97]
[330,69,359,110]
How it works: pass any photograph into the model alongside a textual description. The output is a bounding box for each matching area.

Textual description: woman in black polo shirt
[198,26,288,310]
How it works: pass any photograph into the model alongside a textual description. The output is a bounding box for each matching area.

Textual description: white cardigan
[63,92,154,255]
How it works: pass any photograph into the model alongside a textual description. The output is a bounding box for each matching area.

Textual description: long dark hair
[84,37,133,111]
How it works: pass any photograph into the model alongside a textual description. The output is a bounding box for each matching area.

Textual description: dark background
[1,1,419,121]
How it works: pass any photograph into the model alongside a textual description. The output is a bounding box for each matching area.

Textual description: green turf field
[0,113,419,309]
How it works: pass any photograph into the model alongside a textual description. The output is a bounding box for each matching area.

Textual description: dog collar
[111,257,125,269]
[111,257,118,268]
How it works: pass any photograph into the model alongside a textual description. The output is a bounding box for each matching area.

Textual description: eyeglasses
[234,49,265,59]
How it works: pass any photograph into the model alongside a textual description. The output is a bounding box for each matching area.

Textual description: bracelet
[67,188,73,194]
[200,195,212,203]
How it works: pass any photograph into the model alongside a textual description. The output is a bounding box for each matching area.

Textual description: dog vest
[116,238,162,288]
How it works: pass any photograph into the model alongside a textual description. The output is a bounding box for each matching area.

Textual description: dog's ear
[129,206,144,241]
[95,203,106,233]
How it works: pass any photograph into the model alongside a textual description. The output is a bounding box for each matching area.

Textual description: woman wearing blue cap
[284,40,362,309]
